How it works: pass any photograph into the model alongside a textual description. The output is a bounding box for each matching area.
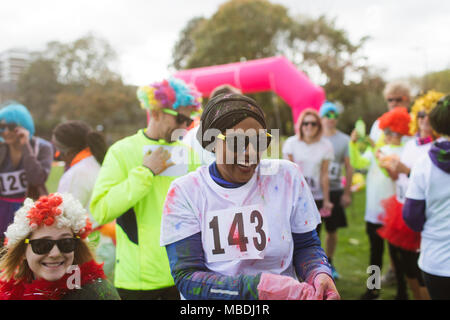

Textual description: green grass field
[46,163,402,300]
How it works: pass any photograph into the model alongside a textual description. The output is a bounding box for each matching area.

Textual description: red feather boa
[0,260,105,300]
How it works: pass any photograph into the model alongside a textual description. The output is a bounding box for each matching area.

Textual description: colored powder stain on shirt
[192,176,200,187]
[280,260,285,268]
[164,187,177,215]
[231,229,246,252]
[175,221,183,230]
[284,172,293,189]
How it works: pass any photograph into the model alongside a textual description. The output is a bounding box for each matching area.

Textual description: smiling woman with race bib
[160,93,339,300]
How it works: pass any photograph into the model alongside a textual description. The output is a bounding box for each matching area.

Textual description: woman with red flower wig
[0,193,120,300]
[350,107,411,299]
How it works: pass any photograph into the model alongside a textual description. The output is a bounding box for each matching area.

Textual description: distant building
[0,48,30,103]
[0,48,30,83]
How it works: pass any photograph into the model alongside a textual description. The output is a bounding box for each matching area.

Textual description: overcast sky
[2,0,449,86]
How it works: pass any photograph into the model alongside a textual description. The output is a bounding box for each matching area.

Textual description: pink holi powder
[163,187,177,215]
[192,176,200,187]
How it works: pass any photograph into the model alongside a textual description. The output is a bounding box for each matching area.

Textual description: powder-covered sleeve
[160,180,201,246]
[289,166,321,233]
[166,232,260,300]
[292,231,332,283]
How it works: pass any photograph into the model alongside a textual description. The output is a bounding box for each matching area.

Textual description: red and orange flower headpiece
[4,193,92,248]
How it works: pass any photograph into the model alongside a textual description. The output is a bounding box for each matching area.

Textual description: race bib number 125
[203,204,269,263]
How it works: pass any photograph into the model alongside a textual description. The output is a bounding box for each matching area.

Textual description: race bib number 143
[203,204,269,263]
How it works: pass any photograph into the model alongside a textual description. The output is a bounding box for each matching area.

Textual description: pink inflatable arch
[174,56,325,122]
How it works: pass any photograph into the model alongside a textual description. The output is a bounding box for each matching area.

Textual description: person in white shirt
[403,95,450,300]
[52,120,115,278]
[282,108,334,218]
[160,93,339,300]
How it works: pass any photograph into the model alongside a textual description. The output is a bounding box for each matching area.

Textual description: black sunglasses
[417,111,428,119]
[162,108,194,127]
[302,121,318,127]
[25,237,79,255]
[387,97,404,103]
[217,131,272,154]
[0,122,18,132]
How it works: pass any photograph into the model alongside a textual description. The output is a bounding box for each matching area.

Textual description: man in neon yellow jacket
[90,78,202,300]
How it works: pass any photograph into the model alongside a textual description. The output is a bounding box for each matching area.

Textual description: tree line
[10,0,449,143]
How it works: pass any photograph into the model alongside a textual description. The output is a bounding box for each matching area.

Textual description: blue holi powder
[175,221,183,230]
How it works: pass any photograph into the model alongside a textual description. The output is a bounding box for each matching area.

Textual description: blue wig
[0,102,35,138]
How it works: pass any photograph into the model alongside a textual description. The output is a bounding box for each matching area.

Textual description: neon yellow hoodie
[90,129,200,290]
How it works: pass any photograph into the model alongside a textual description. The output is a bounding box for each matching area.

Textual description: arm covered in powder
[292,230,333,283]
[165,232,260,300]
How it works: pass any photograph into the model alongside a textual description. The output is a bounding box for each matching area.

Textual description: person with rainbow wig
[90,77,202,300]
[0,102,53,250]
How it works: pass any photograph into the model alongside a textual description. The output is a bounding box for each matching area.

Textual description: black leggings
[422,271,450,300]
[388,243,424,298]
[366,222,385,270]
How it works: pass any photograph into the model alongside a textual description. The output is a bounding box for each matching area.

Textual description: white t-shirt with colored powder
[406,151,450,277]
[362,144,404,224]
[160,159,321,279]
[396,138,432,204]
[282,136,334,200]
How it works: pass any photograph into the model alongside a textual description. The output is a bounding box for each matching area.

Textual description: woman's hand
[320,201,333,218]
[340,192,352,208]
[15,127,30,146]
[392,160,410,176]
[310,273,340,300]
[257,273,316,300]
